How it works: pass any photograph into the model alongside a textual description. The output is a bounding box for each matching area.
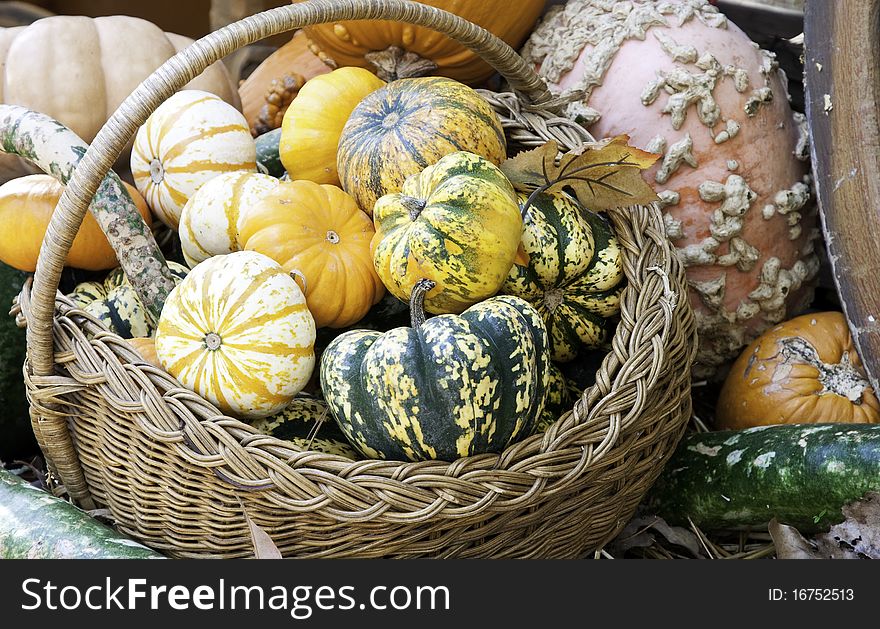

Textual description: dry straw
[15,0,697,558]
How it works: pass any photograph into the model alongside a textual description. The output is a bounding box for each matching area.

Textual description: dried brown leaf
[244,510,282,559]
[500,135,660,212]
[814,491,880,559]
[769,519,822,559]
[610,515,705,558]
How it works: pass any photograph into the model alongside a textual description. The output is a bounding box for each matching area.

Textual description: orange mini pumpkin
[716,311,880,429]
[238,180,385,329]
[0,174,152,272]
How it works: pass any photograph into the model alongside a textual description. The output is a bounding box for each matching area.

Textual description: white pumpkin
[522,0,818,378]
[155,250,316,419]
[131,90,257,230]
[178,171,278,268]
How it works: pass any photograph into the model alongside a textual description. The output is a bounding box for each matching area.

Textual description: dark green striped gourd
[336,76,507,214]
[255,127,285,178]
[251,397,359,460]
[320,280,551,462]
[503,190,625,362]
[531,362,573,435]
[68,261,188,339]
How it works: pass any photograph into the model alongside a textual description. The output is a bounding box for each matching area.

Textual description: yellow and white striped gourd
[155,250,316,419]
[131,90,256,229]
[178,171,278,267]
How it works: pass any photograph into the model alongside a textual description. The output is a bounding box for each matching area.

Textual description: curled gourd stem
[409,279,436,329]
[289,269,308,294]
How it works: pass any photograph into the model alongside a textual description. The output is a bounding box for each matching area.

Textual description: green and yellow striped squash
[371,151,522,314]
[155,250,316,420]
[251,397,359,459]
[131,90,257,230]
[320,283,551,462]
[178,171,278,268]
[336,76,506,214]
[502,190,625,362]
[68,261,189,339]
[531,362,573,435]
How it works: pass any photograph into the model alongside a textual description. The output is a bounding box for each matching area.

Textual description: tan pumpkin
[0,174,151,272]
[293,0,546,85]
[716,312,880,430]
[238,180,384,329]
[0,15,240,183]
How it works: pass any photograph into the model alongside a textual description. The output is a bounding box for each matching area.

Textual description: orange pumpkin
[237,180,385,328]
[126,336,162,369]
[0,174,152,272]
[293,0,547,85]
[716,311,880,429]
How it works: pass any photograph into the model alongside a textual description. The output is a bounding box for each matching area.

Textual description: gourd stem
[364,45,439,81]
[409,279,436,328]
[400,195,427,221]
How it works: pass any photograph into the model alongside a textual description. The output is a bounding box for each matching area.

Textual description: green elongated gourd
[0,469,164,559]
[320,279,551,462]
[647,423,880,533]
[0,105,176,322]
[503,190,625,362]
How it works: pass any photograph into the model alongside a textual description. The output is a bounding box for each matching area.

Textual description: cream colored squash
[178,171,278,268]
[0,15,239,183]
[131,90,257,230]
[155,250,316,420]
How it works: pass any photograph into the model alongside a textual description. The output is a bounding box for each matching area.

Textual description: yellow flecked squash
[155,250,316,420]
[371,151,522,314]
[336,76,506,214]
[319,280,551,462]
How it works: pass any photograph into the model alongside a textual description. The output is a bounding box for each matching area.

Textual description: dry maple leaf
[500,135,660,213]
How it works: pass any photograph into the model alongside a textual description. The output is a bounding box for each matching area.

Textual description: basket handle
[27,0,553,378]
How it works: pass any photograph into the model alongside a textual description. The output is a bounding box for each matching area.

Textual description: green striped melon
[320,285,550,462]
[531,362,573,435]
[336,76,506,214]
[131,90,256,230]
[503,190,625,362]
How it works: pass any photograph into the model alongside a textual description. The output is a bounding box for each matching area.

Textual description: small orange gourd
[238,180,384,328]
[716,311,880,429]
[0,174,151,272]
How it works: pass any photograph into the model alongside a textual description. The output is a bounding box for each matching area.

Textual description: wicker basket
[15,0,697,558]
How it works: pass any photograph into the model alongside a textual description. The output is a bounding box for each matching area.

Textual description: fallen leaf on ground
[769,519,822,559]
[609,515,705,558]
[243,509,282,559]
[814,491,880,559]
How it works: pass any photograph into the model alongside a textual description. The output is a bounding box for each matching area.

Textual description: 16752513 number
[769,589,854,601]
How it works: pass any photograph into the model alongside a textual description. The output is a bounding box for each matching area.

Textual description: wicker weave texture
[17,0,698,558]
